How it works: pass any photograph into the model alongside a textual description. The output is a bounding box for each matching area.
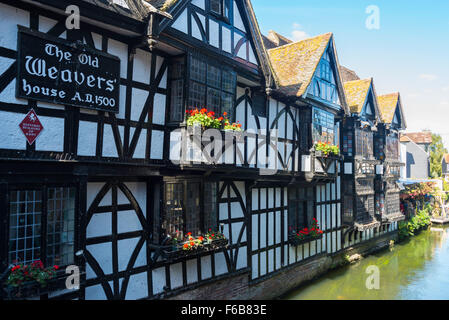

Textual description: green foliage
[398,205,432,241]
[315,142,340,157]
[430,134,448,178]
[6,260,58,288]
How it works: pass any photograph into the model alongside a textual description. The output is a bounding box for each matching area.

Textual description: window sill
[164,239,229,262]
[288,234,323,247]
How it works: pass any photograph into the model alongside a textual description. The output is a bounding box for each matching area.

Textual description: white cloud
[419,74,438,81]
[291,22,310,42]
[443,85,449,92]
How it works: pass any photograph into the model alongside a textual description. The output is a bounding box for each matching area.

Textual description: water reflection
[285,226,449,300]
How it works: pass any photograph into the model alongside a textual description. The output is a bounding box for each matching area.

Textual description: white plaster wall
[133,49,151,84]
[192,17,202,41]
[191,0,205,10]
[171,9,188,34]
[0,3,29,50]
[125,272,148,300]
[35,115,64,152]
[0,111,27,150]
[152,267,166,295]
[150,130,164,159]
[108,38,128,79]
[130,127,146,159]
[233,1,246,33]
[209,20,219,48]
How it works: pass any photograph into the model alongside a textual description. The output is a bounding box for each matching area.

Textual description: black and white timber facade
[0,0,406,300]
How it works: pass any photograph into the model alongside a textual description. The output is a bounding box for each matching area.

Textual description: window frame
[355,128,374,159]
[288,186,315,233]
[3,182,79,270]
[160,177,219,244]
[209,0,231,23]
[169,53,237,124]
[312,106,336,145]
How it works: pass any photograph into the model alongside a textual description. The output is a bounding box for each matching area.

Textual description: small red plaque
[19,109,44,145]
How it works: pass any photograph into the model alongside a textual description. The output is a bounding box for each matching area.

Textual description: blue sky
[252,0,449,146]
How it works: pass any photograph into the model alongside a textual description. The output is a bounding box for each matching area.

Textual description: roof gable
[267,33,348,112]
[343,78,381,121]
[268,33,331,97]
[378,92,407,129]
[160,0,274,87]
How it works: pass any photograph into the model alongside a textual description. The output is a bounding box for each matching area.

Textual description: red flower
[223,112,228,116]
[11,265,21,272]
[54,265,59,270]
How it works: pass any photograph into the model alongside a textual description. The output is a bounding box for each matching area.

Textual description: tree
[429,134,448,178]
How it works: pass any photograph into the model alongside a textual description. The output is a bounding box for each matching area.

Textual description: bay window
[169,54,236,122]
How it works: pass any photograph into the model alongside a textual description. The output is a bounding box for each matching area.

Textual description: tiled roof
[267,33,333,97]
[343,79,372,114]
[339,66,360,82]
[79,0,172,20]
[403,132,433,144]
[263,31,293,49]
[143,0,179,11]
[400,135,412,143]
[378,93,399,124]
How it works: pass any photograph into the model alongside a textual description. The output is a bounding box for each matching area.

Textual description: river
[285,225,449,300]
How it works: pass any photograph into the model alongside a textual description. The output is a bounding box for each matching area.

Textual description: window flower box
[163,231,229,261]
[288,218,324,246]
[2,261,64,300]
[288,234,323,246]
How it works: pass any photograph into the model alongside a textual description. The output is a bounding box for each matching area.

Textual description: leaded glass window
[311,48,339,104]
[312,107,335,144]
[162,180,218,241]
[386,135,399,160]
[288,186,314,232]
[186,55,236,117]
[343,131,353,156]
[8,187,76,266]
[169,58,185,122]
[210,0,230,20]
[355,129,374,159]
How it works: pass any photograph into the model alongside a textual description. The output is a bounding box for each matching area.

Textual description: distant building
[442,154,449,180]
[400,132,431,179]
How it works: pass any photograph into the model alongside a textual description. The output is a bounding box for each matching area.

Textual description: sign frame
[16,26,121,113]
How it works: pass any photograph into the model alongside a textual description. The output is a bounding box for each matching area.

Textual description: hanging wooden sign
[19,109,44,145]
[16,26,121,113]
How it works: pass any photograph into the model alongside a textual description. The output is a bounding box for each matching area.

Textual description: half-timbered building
[341,79,383,236]
[0,0,406,300]
[376,93,406,223]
